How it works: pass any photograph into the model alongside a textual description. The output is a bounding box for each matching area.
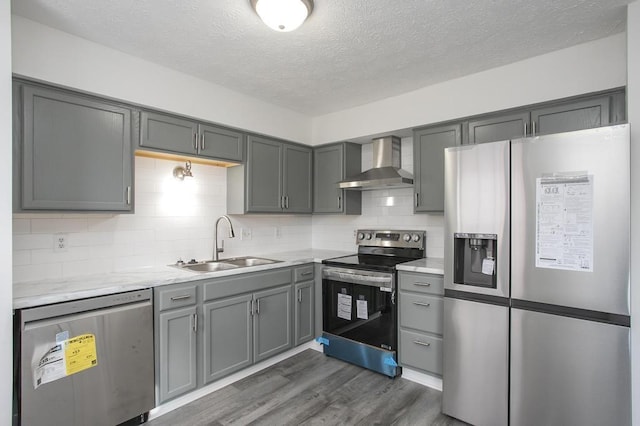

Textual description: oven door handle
[322,268,393,287]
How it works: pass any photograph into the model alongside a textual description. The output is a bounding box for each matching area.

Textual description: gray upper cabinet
[228,135,312,214]
[15,83,133,212]
[531,95,610,136]
[413,123,461,213]
[313,142,362,214]
[468,111,529,144]
[140,110,243,162]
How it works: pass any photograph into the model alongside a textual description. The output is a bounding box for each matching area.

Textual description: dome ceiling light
[250,0,314,32]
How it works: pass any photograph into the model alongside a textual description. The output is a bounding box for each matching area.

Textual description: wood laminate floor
[147,349,467,426]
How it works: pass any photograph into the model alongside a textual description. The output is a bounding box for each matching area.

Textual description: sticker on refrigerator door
[535,174,593,272]
[32,333,98,389]
[481,258,495,275]
[337,293,352,320]
[356,298,369,320]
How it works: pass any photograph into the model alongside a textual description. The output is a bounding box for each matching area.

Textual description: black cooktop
[323,254,417,272]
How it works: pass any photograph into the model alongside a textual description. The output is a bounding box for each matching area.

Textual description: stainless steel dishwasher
[14,289,155,426]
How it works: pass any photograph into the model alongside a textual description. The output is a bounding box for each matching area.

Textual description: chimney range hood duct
[339,136,414,190]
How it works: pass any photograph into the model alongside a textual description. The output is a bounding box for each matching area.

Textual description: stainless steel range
[320,229,426,377]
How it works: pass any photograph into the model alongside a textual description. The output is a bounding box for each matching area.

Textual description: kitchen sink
[170,256,281,273]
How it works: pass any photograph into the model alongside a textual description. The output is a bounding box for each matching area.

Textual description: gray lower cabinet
[139,110,244,162]
[294,264,315,345]
[413,124,461,213]
[228,135,312,214]
[398,271,444,376]
[313,142,362,214]
[155,283,198,403]
[253,285,293,362]
[13,81,134,212]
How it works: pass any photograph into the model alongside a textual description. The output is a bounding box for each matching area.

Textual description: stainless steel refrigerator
[442,125,631,426]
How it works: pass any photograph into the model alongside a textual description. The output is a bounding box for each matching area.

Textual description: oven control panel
[356,229,426,249]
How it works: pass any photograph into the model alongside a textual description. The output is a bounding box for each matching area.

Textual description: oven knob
[403,233,411,242]
[365,233,372,240]
[357,232,365,240]
[412,234,421,242]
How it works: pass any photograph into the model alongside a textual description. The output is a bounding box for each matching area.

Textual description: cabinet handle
[524,121,528,136]
[170,294,191,301]
[256,299,260,315]
[193,133,198,152]
[413,340,431,347]
[413,301,431,307]
[532,120,537,136]
[285,196,289,209]
[338,196,342,210]
[200,133,205,151]
[414,282,431,287]
[249,300,254,316]
[280,196,285,209]
[415,193,419,207]
[126,186,131,205]
[301,271,313,276]
[193,313,198,332]
[298,289,302,303]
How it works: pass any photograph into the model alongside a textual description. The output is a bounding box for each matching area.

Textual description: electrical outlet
[54,233,68,252]
[274,227,282,239]
[240,228,252,240]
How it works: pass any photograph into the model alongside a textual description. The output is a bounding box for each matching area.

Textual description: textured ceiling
[12,0,630,116]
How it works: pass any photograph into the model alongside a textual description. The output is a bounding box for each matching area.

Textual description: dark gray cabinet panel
[313,143,362,214]
[139,111,243,162]
[246,136,283,212]
[468,111,529,144]
[17,84,133,211]
[229,136,312,214]
[283,144,313,213]
[253,285,293,362]
[158,306,197,402]
[202,294,252,384]
[413,124,461,213]
[531,96,610,136]
[294,281,314,345]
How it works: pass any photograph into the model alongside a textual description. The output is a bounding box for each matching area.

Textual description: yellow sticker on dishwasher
[64,333,98,376]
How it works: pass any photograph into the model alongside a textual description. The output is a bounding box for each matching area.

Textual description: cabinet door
[202,294,252,384]
[139,111,198,155]
[158,306,197,403]
[294,281,314,345]
[246,136,283,212]
[199,124,244,162]
[282,144,313,213]
[468,111,529,144]
[20,85,133,211]
[313,144,343,213]
[413,123,461,212]
[531,96,610,136]
[253,285,292,362]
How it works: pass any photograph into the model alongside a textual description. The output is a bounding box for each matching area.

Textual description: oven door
[322,267,396,351]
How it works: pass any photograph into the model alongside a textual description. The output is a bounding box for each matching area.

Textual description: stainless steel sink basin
[170,256,281,273]
[220,257,281,267]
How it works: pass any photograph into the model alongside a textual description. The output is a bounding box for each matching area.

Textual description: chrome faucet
[213,215,235,261]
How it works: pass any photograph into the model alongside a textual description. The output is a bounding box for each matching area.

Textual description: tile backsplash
[13,137,444,283]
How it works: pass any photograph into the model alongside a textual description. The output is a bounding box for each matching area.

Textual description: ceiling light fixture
[251,0,314,32]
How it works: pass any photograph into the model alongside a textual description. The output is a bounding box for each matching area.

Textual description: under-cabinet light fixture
[251,0,314,32]
[173,161,193,180]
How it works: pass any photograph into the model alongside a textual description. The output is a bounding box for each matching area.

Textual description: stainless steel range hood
[339,136,413,190]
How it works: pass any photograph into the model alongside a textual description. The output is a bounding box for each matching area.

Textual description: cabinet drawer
[399,293,443,334]
[156,284,197,311]
[294,265,314,282]
[203,268,292,301]
[399,329,442,375]
[399,272,444,295]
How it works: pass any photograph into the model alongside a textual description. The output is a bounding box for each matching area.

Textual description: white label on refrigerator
[481,258,495,275]
[337,293,352,320]
[535,174,593,272]
[356,299,369,320]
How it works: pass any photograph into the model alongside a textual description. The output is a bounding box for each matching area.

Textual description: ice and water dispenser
[453,233,498,288]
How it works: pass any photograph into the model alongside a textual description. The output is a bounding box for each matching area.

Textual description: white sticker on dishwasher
[337,293,352,320]
[356,299,368,320]
[33,343,66,389]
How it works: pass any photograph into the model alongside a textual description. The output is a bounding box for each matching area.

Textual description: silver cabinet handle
[413,301,431,307]
[413,340,431,347]
[524,121,528,136]
[193,313,198,332]
[298,289,302,303]
[193,133,198,151]
[414,282,431,287]
[170,294,191,301]
[338,196,342,210]
[256,299,260,314]
[126,186,131,205]
[415,193,419,207]
[285,196,289,209]
[532,120,537,136]
[301,271,313,276]
[249,300,254,316]
[280,196,285,209]
[200,133,205,151]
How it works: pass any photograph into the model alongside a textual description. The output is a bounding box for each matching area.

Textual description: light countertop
[13,249,351,310]
[396,258,444,275]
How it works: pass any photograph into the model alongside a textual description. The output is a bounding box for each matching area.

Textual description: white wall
[628,3,639,425]
[11,15,312,145]
[312,33,627,144]
[1,1,12,423]
[13,158,312,283]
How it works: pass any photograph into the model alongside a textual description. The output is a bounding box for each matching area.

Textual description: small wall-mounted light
[173,161,194,180]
